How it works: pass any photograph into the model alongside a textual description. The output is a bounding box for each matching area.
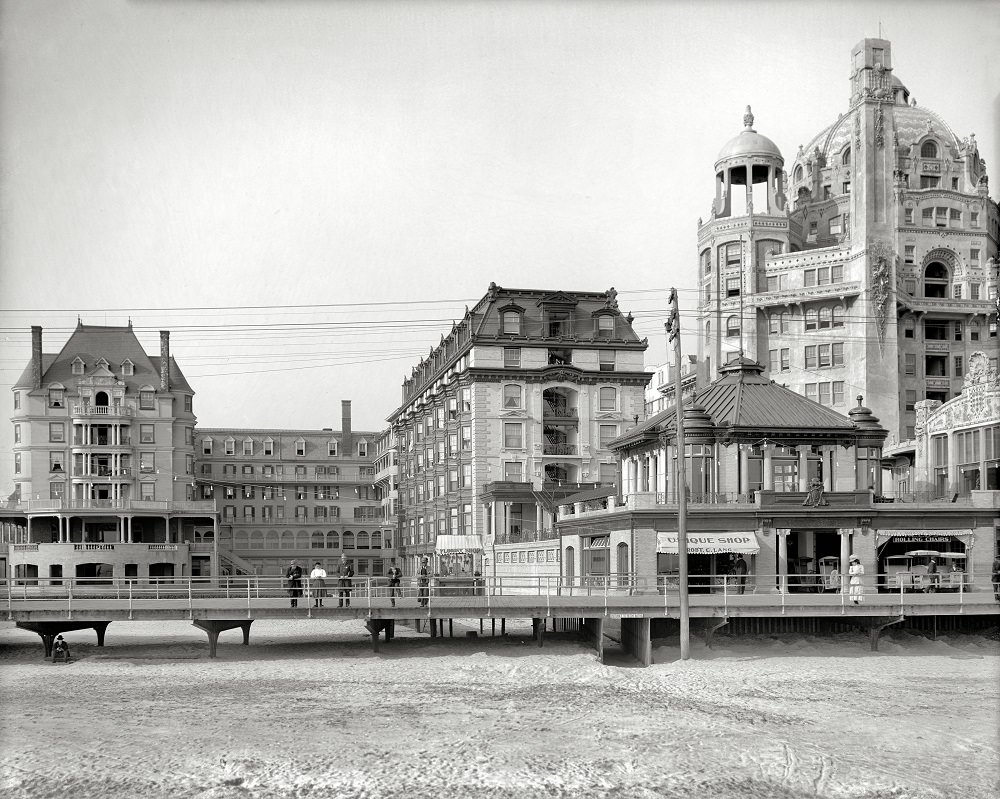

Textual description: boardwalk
[9,575,999,663]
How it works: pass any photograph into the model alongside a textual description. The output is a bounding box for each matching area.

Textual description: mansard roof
[14,324,193,394]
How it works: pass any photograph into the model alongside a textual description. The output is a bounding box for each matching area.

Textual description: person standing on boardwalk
[309,561,327,608]
[848,555,864,605]
[337,555,354,607]
[733,554,748,595]
[387,559,402,607]
[417,557,430,607]
[926,557,940,592]
[285,561,303,608]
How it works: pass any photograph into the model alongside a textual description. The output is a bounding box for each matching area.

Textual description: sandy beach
[1,618,998,799]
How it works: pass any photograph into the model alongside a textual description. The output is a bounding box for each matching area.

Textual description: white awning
[435,535,483,554]
[656,531,760,555]
[875,529,973,545]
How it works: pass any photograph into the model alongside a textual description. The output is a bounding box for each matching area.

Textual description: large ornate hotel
[685,38,998,494]
[1,323,214,584]
[387,284,650,578]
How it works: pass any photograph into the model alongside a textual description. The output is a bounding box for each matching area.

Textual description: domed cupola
[712,106,786,218]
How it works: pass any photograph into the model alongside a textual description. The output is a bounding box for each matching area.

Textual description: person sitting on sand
[53,635,71,662]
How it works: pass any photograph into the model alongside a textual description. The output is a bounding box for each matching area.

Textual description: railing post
[899,572,904,615]
[959,576,964,612]
[67,579,73,619]
[6,571,11,620]
[246,578,252,618]
[188,577,193,616]
[723,571,728,615]
[604,574,609,617]
[367,577,372,613]
[128,579,133,620]
[546,576,550,617]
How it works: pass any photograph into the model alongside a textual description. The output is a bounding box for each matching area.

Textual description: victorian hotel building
[2,324,215,584]
[560,38,998,593]
[388,284,649,579]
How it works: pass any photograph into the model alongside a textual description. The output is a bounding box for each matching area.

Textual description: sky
[1,0,998,492]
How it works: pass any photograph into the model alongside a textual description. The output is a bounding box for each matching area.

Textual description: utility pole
[666,288,691,660]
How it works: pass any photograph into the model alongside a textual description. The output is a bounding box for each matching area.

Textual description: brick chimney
[159,331,170,392]
[31,326,42,389]
[341,400,352,456]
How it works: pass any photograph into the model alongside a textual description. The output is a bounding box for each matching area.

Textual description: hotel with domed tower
[575,38,998,597]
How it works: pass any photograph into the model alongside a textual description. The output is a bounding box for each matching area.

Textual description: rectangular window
[225,439,235,456]
[766,274,785,292]
[922,207,934,222]
[950,208,961,223]
[185,454,193,474]
[140,483,155,501]
[48,388,64,408]
[139,389,155,410]
[243,439,253,456]
[920,176,939,189]
[726,277,741,297]
[832,342,844,366]
[904,279,917,295]
[503,347,520,367]
[818,344,831,368]
[842,182,851,195]
[905,390,916,411]
[804,383,817,402]
[832,381,845,406]
[461,387,471,412]
[804,269,816,288]
[358,441,368,457]
[805,345,817,369]
[954,284,963,299]
[831,265,843,283]
[13,424,20,444]
[936,207,947,226]
[599,350,615,371]
[954,356,963,377]
[768,350,779,373]
[904,245,915,263]
[970,283,980,300]
[139,424,154,444]
[597,315,615,338]
[503,462,522,481]
[503,384,522,409]
[243,485,255,500]
[780,348,790,371]
[244,507,255,521]
[725,242,741,267]
[503,423,523,449]
[970,211,979,227]
[818,382,831,406]
[49,451,64,472]
[184,395,192,413]
[296,440,306,456]
[501,311,521,335]
[598,424,617,449]
[904,353,916,376]
[829,216,842,235]
[599,386,616,411]
[904,208,913,224]
[809,221,818,236]
[202,439,213,455]
[49,422,65,442]
[462,463,472,488]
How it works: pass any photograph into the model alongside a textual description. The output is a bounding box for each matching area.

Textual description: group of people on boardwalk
[285,556,354,608]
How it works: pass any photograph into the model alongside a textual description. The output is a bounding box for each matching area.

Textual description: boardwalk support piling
[17,621,112,658]
[692,616,730,648]
[366,619,394,653]
[532,617,545,647]
[191,620,254,659]
[864,615,905,651]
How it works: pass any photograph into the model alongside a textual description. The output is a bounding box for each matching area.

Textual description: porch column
[777,529,789,594]
[536,503,543,534]
[739,446,750,497]
[164,515,171,543]
[26,516,33,544]
[822,448,833,492]
[839,529,852,594]
[668,447,677,502]
[763,446,774,491]
[798,449,810,491]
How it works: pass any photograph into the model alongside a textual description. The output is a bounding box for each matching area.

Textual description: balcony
[71,467,133,479]
[0,499,216,514]
[543,402,578,419]
[543,443,579,456]
[72,403,135,419]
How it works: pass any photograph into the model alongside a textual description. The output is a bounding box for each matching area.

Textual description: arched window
[842,147,851,166]
[819,307,832,329]
[726,316,740,337]
[701,249,711,274]
[265,530,279,549]
[920,141,938,159]
[233,530,249,549]
[343,531,355,550]
[805,308,819,331]
[311,531,324,549]
[503,384,522,409]
[923,262,949,298]
[357,531,369,549]
[793,165,803,183]
[327,531,340,549]
[249,531,264,550]
[371,531,382,549]
[832,305,845,328]
[295,530,309,548]
[280,530,294,548]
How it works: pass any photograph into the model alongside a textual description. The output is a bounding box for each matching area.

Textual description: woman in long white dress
[848,555,864,604]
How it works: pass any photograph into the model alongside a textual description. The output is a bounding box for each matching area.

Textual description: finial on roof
[857,395,864,407]
[743,105,755,130]
[77,316,82,327]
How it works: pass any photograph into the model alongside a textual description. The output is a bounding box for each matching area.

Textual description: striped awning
[656,531,760,555]
[435,535,483,554]
[875,529,973,544]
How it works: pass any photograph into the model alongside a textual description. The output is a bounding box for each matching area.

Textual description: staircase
[218,547,256,577]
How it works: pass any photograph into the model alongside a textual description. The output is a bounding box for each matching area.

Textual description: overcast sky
[1,0,998,493]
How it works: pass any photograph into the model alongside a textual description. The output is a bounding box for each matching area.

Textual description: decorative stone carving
[868,239,895,344]
[744,105,754,128]
[874,104,884,149]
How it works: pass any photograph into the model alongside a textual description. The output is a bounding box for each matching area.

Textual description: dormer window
[263,437,274,456]
[202,437,213,455]
[546,310,571,337]
[121,359,134,376]
[501,309,522,335]
[920,140,938,159]
[328,440,339,457]
[95,357,109,369]
[295,437,306,456]
[224,437,236,456]
[595,314,615,338]
[71,357,85,376]
[243,438,254,456]
[48,386,64,408]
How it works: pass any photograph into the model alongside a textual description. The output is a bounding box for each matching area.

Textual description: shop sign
[894,536,952,543]
[612,613,644,618]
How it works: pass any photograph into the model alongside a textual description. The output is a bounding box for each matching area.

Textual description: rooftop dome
[716,106,783,166]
